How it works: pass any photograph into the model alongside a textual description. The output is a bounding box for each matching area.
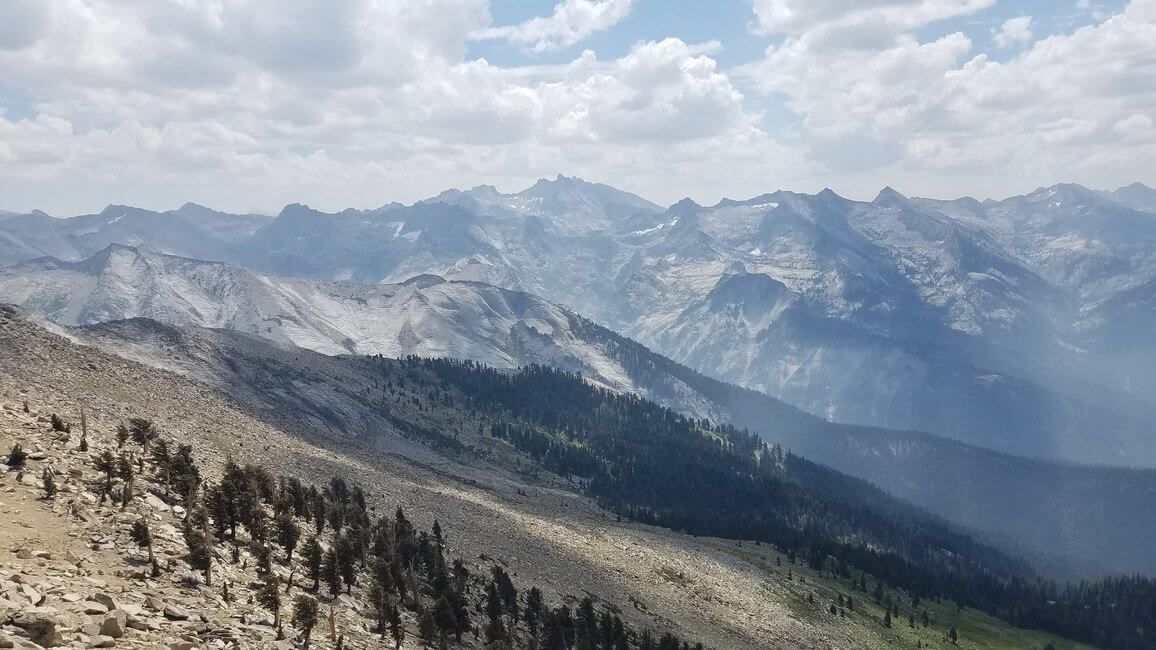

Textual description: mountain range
[3,244,1155,575]
[4,177,1156,467]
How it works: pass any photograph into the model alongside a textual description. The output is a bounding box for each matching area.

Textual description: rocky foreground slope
[0,308,1083,649]
[0,306,831,649]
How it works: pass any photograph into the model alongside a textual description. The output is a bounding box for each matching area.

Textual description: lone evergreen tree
[130,517,155,565]
[884,610,892,628]
[948,626,958,644]
[6,443,27,469]
[292,595,319,648]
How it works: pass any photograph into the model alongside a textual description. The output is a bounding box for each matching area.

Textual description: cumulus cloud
[0,0,1151,214]
[741,0,1156,198]
[0,0,799,213]
[472,0,633,52]
[993,16,1034,49]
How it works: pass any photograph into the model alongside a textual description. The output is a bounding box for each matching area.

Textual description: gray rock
[90,592,118,612]
[12,607,64,647]
[82,600,108,615]
[163,604,190,621]
[99,609,127,638]
[20,583,44,606]
[92,635,117,648]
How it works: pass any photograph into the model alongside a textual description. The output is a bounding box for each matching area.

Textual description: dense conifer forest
[355,356,1155,649]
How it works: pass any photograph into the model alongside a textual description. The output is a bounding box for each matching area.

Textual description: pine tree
[257,575,284,638]
[50,413,66,432]
[276,511,301,562]
[526,586,544,640]
[434,595,457,649]
[6,443,27,469]
[116,422,128,448]
[948,626,958,644]
[183,503,211,580]
[94,451,116,504]
[128,417,157,470]
[303,536,323,591]
[335,535,358,594]
[322,549,342,597]
[368,582,389,638]
[884,610,892,628]
[130,517,155,565]
[485,581,507,642]
[388,601,404,650]
[418,607,437,644]
[117,454,135,508]
[292,595,319,648]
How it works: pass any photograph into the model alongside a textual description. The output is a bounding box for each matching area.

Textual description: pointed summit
[873,186,908,206]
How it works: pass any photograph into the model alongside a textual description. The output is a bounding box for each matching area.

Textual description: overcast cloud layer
[0,0,1152,214]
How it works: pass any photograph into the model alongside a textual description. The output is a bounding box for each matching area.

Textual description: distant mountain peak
[1119,181,1153,191]
[872,186,908,206]
[176,202,211,212]
[277,203,317,218]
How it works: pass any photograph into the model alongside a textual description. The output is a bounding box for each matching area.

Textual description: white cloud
[0,1,802,214]
[0,0,1151,215]
[471,0,632,52]
[993,16,1034,49]
[741,0,1156,198]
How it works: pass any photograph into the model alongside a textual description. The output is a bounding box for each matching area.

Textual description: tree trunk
[122,476,134,508]
[202,502,213,587]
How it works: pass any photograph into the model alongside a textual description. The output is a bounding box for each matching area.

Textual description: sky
[0,0,1151,215]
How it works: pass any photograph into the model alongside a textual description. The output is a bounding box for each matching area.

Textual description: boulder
[20,584,44,606]
[12,607,64,647]
[100,609,127,638]
[163,604,190,621]
[90,592,118,611]
[82,600,108,615]
[93,635,117,648]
